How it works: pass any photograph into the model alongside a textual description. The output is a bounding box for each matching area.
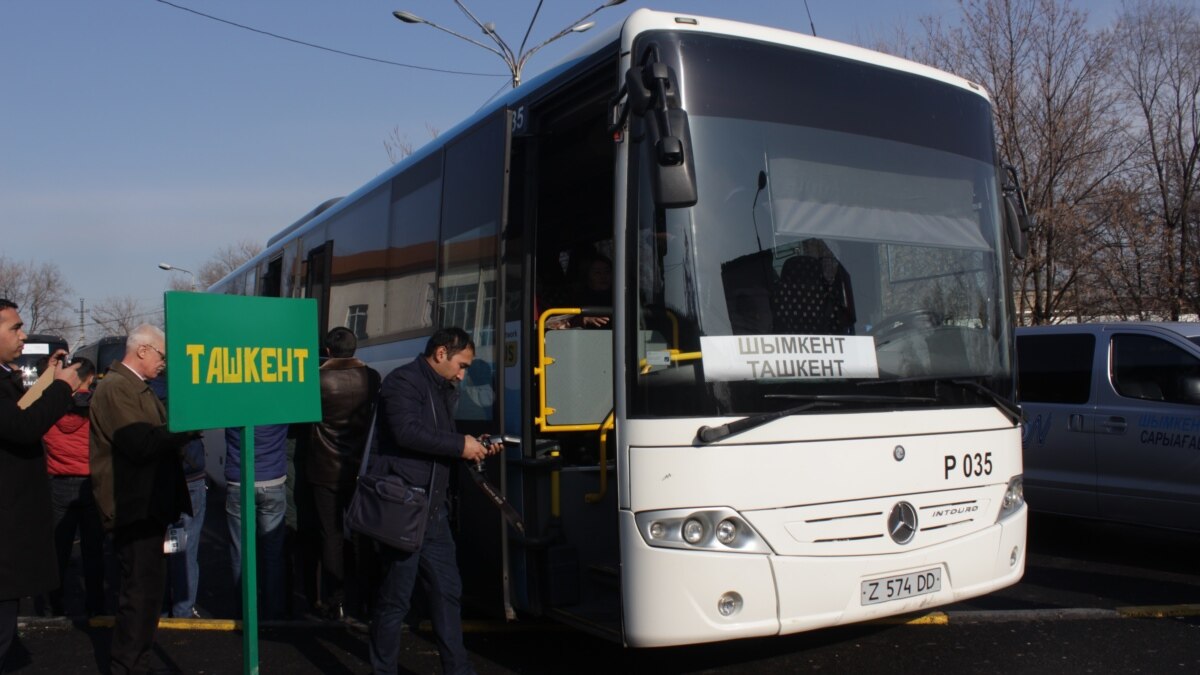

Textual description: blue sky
[0,0,1123,340]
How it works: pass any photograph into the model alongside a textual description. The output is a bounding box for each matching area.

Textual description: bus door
[501,63,624,640]
[445,108,513,615]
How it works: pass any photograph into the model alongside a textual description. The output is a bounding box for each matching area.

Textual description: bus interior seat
[770,253,856,335]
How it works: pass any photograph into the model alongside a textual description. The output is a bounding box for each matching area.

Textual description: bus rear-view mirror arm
[623,58,697,208]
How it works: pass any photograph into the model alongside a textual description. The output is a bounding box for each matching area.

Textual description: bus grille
[741,487,994,556]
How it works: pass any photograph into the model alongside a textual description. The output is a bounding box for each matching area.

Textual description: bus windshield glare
[633,35,1013,418]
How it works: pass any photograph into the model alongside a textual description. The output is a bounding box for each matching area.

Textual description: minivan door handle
[1099,416,1127,434]
[1068,413,1087,432]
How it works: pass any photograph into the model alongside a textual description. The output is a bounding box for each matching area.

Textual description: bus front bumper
[618,506,1026,647]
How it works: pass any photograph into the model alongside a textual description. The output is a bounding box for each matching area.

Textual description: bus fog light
[717,592,743,617]
[1010,546,1019,566]
[715,519,738,545]
[682,518,705,544]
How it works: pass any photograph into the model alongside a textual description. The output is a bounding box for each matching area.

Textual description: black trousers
[0,597,18,674]
[111,520,168,675]
[311,484,353,606]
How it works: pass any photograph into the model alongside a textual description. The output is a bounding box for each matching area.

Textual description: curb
[877,604,1200,625]
[21,604,1200,633]
[18,615,558,634]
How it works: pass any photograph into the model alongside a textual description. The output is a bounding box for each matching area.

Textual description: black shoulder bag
[344,401,434,553]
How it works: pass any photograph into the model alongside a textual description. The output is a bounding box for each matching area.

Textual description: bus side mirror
[1002,164,1032,260]
[626,63,697,209]
[1004,194,1029,260]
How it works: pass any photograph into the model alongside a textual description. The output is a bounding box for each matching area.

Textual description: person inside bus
[548,250,613,330]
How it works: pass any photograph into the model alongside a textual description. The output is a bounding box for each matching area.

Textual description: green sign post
[164,292,320,675]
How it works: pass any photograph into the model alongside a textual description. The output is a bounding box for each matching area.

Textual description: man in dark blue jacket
[368,328,499,675]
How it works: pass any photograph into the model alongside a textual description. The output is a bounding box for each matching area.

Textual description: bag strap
[357,405,379,480]
[357,374,439,493]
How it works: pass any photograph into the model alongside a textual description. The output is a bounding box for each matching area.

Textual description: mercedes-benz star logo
[887,501,918,545]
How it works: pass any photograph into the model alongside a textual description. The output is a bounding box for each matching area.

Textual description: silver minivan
[1016,322,1200,531]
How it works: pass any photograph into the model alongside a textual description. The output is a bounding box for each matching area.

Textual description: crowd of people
[1,295,499,675]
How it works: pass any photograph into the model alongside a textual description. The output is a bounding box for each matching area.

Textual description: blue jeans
[166,478,206,617]
[225,481,287,620]
[369,508,472,675]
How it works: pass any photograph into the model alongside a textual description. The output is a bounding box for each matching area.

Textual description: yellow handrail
[585,411,615,504]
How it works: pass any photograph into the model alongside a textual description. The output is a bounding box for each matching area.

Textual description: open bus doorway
[451,56,624,639]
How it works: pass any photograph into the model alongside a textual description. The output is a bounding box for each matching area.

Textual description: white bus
[210,9,1029,647]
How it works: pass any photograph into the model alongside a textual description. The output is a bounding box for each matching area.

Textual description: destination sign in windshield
[699,335,879,381]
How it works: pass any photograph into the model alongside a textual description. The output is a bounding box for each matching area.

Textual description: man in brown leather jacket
[304,327,379,619]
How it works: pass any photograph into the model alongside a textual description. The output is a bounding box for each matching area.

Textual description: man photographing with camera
[367,327,500,675]
[0,298,82,673]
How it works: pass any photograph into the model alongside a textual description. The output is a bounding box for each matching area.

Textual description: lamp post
[158,262,198,291]
[393,0,625,88]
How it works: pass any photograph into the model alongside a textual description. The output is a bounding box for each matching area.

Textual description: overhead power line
[153,0,506,78]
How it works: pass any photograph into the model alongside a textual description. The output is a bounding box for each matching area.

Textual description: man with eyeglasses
[90,325,197,675]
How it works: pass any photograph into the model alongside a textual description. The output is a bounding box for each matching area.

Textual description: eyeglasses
[142,343,166,360]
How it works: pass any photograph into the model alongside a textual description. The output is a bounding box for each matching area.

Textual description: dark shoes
[323,602,345,622]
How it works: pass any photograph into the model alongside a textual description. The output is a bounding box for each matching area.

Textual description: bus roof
[212,9,990,292]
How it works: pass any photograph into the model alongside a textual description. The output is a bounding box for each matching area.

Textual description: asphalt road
[9,511,1200,673]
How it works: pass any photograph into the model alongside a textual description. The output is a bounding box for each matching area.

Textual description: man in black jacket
[367,328,499,675]
[0,299,81,673]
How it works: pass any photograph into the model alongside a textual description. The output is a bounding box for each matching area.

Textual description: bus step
[587,563,621,589]
[546,544,580,606]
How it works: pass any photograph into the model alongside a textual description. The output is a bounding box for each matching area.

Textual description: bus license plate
[861,568,942,605]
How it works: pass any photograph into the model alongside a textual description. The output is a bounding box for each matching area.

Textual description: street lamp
[393,0,626,88]
[158,262,198,291]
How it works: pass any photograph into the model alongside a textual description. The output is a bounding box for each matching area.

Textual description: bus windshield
[633,35,1013,418]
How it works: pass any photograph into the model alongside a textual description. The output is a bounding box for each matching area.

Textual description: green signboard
[164,291,321,673]
[164,292,321,431]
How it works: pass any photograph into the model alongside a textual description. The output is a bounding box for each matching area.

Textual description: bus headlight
[715,519,738,545]
[997,475,1024,521]
[635,507,773,554]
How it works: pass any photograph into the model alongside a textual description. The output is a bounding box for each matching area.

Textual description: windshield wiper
[946,379,1023,425]
[857,377,1022,426]
[695,394,934,444]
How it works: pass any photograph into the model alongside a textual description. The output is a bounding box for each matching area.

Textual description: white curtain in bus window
[328,185,390,342]
[765,141,989,252]
[385,153,442,337]
[438,114,506,422]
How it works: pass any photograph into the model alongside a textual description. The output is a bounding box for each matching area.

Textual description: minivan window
[1112,334,1200,405]
[1017,333,1094,404]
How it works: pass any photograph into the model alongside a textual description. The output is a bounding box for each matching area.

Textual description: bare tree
[165,276,194,292]
[90,295,148,337]
[384,123,440,164]
[0,256,73,334]
[197,240,264,289]
[918,0,1129,324]
[1111,0,1200,319]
